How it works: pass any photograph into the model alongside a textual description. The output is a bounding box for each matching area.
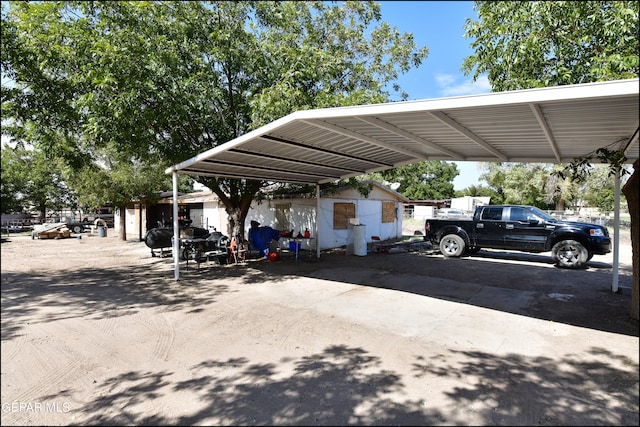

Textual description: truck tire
[71,224,83,234]
[439,234,465,257]
[551,239,588,269]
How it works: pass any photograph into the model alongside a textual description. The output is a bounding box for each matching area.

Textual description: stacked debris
[32,223,72,240]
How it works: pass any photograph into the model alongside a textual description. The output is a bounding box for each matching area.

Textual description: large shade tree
[364,161,460,200]
[1,143,77,218]
[1,1,428,239]
[479,163,583,210]
[462,0,639,320]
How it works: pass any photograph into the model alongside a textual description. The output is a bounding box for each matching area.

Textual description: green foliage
[1,143,77,217]
[478,162,627,210]
[64,146,171,213]
[2,0,428,235]
[463,1,639,91]
[575,164,630,210]
[479,163,573,209]
[364,161,459,200]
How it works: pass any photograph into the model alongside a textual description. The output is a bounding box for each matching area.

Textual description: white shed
[121,181,408,251]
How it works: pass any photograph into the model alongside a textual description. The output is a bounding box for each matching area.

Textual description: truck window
[511,207,530,222]
[481,207,503,221]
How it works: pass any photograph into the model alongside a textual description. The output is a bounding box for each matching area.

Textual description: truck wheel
[71,224,83,234]
[439,234,465,257]
[551,240,588,269]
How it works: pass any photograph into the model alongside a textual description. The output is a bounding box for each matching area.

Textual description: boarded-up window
[274,203,291,230]
[333,203,355,229]
[382,201,396,223]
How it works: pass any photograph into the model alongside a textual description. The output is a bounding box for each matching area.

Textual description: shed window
[382,201,395,223]
[333,203,355,229]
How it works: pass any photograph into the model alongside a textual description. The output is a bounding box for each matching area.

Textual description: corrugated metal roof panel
[168,79,639,183]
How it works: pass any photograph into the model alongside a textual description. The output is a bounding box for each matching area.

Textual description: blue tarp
[249,226,281,253]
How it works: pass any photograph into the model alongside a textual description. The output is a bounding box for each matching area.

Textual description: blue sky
[378,1,490,190]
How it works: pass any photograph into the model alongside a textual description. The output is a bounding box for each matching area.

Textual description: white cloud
[435,73,456,87]
[435,74,491,97]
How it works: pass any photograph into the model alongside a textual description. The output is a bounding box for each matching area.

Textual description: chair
[228,235,248,264]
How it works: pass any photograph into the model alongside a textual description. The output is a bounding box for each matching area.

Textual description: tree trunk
[117,206,127,241]
[225,198,252,242]
[622,159,639,322]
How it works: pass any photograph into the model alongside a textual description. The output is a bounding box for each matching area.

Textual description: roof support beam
[300,119,428,161]
[182,167,332,184]
[258,135,392,168]
[200,158,344,180]
[355,116,465,160]
[225,149,364,174]
[428,111,509,161]
[529,103,562,162]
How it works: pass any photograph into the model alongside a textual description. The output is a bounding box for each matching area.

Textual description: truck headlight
[589,228,604,236]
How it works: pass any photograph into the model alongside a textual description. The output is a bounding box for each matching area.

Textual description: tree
[64,146,172,240]
[1,1,428,239]
[479,163,582,210]
[580,164,631,211]
[0,143,77,218]
[363,161,459,200]
[1,144,28,214]
[462,0,639,320]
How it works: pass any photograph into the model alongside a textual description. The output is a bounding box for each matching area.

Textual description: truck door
[474,206,505,247]
[503,206,548,251]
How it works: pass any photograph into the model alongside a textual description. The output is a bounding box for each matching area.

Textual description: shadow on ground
[1,240,638,426]
[65,343,639,426]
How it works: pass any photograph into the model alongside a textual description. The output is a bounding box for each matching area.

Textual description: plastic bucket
[289,241,301,251]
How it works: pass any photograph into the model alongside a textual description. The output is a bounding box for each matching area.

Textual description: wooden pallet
[33,223,72,239]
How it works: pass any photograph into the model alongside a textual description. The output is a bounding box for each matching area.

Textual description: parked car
[424,205,611,269]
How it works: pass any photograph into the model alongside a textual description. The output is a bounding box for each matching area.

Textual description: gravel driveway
[1,231,638,426]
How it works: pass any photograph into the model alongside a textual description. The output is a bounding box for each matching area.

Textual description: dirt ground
[1,227,638,426]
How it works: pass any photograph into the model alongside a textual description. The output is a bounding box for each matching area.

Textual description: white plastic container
[353,224,367,256]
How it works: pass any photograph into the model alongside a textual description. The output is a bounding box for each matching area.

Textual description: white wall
[450,196,490,212]
[201,201,227,233]
[317,198,403,251]
[121,193,404,250]
[247,196,403,251]
[413,205,435,220]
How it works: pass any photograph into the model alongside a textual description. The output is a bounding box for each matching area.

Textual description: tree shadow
[0,261,249,341]
[71,344,638,426]
[412,346,639,426]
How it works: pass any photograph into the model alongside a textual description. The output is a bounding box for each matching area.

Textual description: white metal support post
[173,171,180,281]
[611,170,620,292]
[316,184,321,258]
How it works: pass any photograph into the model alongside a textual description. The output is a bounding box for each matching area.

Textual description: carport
[166,78,639,285]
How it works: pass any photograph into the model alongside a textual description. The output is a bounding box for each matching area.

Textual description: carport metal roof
[167,79,639,183]
[166,78,639,282]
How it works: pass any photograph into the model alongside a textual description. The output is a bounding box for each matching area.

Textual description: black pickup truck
[424,205,611,268]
